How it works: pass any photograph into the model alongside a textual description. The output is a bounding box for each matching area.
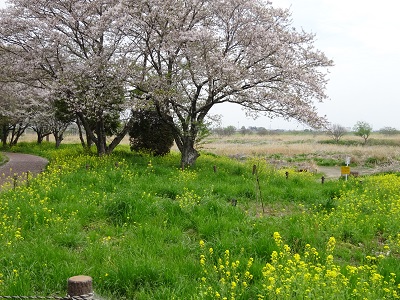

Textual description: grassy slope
[0,152,8,166]
[0,142,400,299]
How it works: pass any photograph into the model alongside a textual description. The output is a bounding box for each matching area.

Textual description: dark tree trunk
[55,135,63,148]
[106,122,132,155]
[94,116,107,156]
[1,124,8,147]
[37,134,44,144]
[76,112,131,156]
[76,117,92,151]
[54,132,64,148]
[76,118,86,148]
[31,126,51,145]
[9,124,27,147]
[52,124,69,148]
[155,104,202,167]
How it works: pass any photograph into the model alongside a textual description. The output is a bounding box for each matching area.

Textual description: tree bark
[181,145,200,167]
[1,124,8,147]
[54,133,63,148]
[76,112,131,156]
[76,118,86,149]
[37,134,43,144]
[175,134,200,167]
[106,119,133,155]
[9,124,27,147]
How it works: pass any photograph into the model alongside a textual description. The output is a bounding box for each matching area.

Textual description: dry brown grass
[201,133,400,172]
[16,131,400,170]
[204,133,399,156]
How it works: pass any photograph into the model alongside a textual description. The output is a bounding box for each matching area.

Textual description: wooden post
[213,165,217,173]
[13,175,18,190]
[252,164,257,175]
[67,275,93,298]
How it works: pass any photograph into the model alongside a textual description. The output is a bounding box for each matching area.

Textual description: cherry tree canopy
[124,0,333,165]
[0,0,333,163]
[0,0,134,155]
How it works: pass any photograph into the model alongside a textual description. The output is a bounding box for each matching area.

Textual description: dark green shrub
[129,110,174,156]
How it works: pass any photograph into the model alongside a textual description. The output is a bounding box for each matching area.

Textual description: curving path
[0,152,48,189]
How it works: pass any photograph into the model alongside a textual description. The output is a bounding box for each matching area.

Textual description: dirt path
[0,152,48,189]
[317,164,400,179]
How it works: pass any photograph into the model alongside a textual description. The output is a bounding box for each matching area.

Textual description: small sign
[341,166,351,175]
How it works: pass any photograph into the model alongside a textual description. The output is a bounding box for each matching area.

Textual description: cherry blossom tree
[0,82,32,147]
[29,94,74,147]
[124,0,333,165]
[0,0,134,155]
[327,123,347,143]
[1,0,333,163]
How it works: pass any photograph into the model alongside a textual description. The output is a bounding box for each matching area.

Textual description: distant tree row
[327,122,399,144]
[212,126,285,136]
[213,122,400,145]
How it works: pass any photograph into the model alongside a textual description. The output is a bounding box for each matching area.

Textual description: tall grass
[0,143,400,299]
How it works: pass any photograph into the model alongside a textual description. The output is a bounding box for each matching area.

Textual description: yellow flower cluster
[197,240,254,299]
[173,168,198,183]
[259,233,399,299]
[198,233,400,300]
[176,187,201,211]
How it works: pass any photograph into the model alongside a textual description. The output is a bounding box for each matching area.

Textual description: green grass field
[1,142,400,299]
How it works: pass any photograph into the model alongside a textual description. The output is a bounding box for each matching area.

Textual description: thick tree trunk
[37,134,44,144]
[181,145,200,167]
[54,133,63,148]
[96,137,107,156]
[95,118,107,156]
[175,134,200,167]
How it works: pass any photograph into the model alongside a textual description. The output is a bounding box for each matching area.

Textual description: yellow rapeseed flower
[273,232,282,246]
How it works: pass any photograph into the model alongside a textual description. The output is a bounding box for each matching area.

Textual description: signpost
[341,157,351,180]
[341,166,350,175]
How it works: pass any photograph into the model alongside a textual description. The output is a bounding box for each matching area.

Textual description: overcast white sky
[1,0,399,130]
[213,0,400,130]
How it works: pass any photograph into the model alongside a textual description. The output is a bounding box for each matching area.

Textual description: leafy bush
[129,110,174,156]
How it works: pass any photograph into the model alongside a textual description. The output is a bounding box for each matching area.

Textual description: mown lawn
[1,143,400,299]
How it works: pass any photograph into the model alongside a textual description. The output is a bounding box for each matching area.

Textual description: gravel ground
[0,152,48,189]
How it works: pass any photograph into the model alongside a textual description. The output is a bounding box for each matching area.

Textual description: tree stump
[67,275,93,298]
